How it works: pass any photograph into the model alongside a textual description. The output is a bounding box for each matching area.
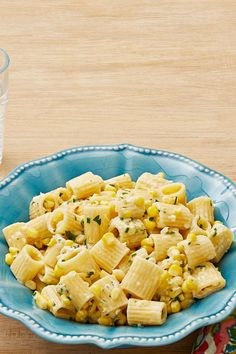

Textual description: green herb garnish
[65,231,77,241]
[93,215,101,225]
[87,217,91,224]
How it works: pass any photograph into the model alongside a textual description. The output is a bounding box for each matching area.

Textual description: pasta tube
[135,172,170,192]
[3,223,26,249]
[155,202,192,230]
[187,196,214,224]
[29,192,58,219]
[11,245,44,283]
[151,228,183,261]
[115,189,145,219]
[191,262,226,299]
[90,233,129,273]
[66,172,104,199]
[90,275,128,315]
[60,271,94,310]
[121,257,163,300]
[127,299,167,325]
[109,216,147,248]
[209,222,233,263]
[189,215,211,236]
[159,182,186,205]
[47,207,82,235]
[104,173,133,190]
[181,235,216,268]
[44,235,66,268]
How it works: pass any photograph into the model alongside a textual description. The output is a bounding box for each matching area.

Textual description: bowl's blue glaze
[0,144,235,348]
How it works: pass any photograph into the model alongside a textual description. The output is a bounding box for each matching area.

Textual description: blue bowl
[0,144,235,348]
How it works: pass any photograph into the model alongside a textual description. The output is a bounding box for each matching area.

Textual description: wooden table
[0,1,236,353]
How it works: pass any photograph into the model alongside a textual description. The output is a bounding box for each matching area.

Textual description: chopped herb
[81,219,84,227]
[163,210,167,214]
[174,196,178,205]
[120,217,124,220]
[59,192,63,197]
[61,259,65,262]
[74,215,77,220]
[83,239,88,248]
[125,227,129,233]
[173,296,180,302]
[149,217,154,221]
[188,241,191,245]
[199,223,203,229]
[131,252,136,257]
[196,265,205,269]
[52,302,56,307]
[87,217,91,224]
[31,201,35,205]
[146,257,150,260]
[109,184,116,187]
[212,228,217,237]
[210,200,213,207]
[33,291,37,297]
[72,198,76,203]
[93,215,102,225]
[130,217,134,221]
[166,230,175,235]
[65,231,77,241]
[144,210,147,216]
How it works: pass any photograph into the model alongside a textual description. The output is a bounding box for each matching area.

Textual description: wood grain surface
[0,1,236,353]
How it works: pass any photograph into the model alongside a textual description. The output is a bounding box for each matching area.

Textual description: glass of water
[0,48,10,163]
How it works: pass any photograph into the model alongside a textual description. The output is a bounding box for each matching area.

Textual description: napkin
[192,310,236,354]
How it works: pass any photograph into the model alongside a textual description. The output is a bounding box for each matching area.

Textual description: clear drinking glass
[0,48,10,163]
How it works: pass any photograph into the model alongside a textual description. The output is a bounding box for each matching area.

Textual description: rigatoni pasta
[3,170,233,327]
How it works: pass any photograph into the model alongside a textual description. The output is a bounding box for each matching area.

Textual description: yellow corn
[141,237,154,248]
[167,246,180,258]
[168,264,183,277]
[112,269,125,282]
[111,287,121,301]
[142,245,153,254]
[9,247,19,256]
[43,200,55,209]
[25,280,36,290]
[171,300,181,313]
[123,211,132,218]
[65,240,74,246]
[160,271,171,284]
[178,293,185,301]
[143,219,156,232]
[88,301,97,314]
[182,278,198,293]
[135,196,144,207]
[61,294,72,306]
[5,253,14,266]
[98,316,113,326]
[181,298,193,309]
[92,284,102,297]
[35,292,48,310]
[177,244,184,253]
[42,238,51,246]
[47,238,57,247]
[109,204,117,218]
[75,310,88,323]
[102,232,115,246]
[150,190,158,198]
[147,205,159,218]
[187,233,197,243]
[160,295,171,303]
[54,264,63,277]
[169,288,182,299]
[34,241,43,249]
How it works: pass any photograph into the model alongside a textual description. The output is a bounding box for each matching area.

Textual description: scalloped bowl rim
[0,143,235,348]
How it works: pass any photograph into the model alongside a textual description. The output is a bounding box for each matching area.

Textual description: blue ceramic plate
[0,144,235,348]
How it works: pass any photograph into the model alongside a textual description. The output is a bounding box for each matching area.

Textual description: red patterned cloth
[192,311,236,354]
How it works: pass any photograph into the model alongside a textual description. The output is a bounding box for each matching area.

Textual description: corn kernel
[167,246,180,258]
[47,238,57,247]
[150,190,158,198]
[98,316,113,326]
[135,196,144,207]
[160,295,171,303]
[182,278,198,293]
[35,293,48,310]
[65,240,74,246]
[143,219,156,232]
[142,245,153,254]
[9,247,19,256]
[160,271,171,284]
[75,310,88,323]
[175,208,182,217]
[25,280,36,290]
[178,293,185,301]
[61,294,72,306]
[42,238,51,246]
[5,253,14,265]
[92,284,102,297]
[171,300,181,313]
[104,184,117,192]
[111,287,121,301]
[169,288,182,299]
[123,211,132,218]
[141,237,154,248]
[112,269,125,282]
[187,233,197,243]
[102,232,115,246]
[177,244,184,253]
[34,241,43,249]
[147,205,159,218]
[181,298,193,309]
[88,301,97,314]
[43,200,55,209]
[168,264,183,277]
[54,264,63,277]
